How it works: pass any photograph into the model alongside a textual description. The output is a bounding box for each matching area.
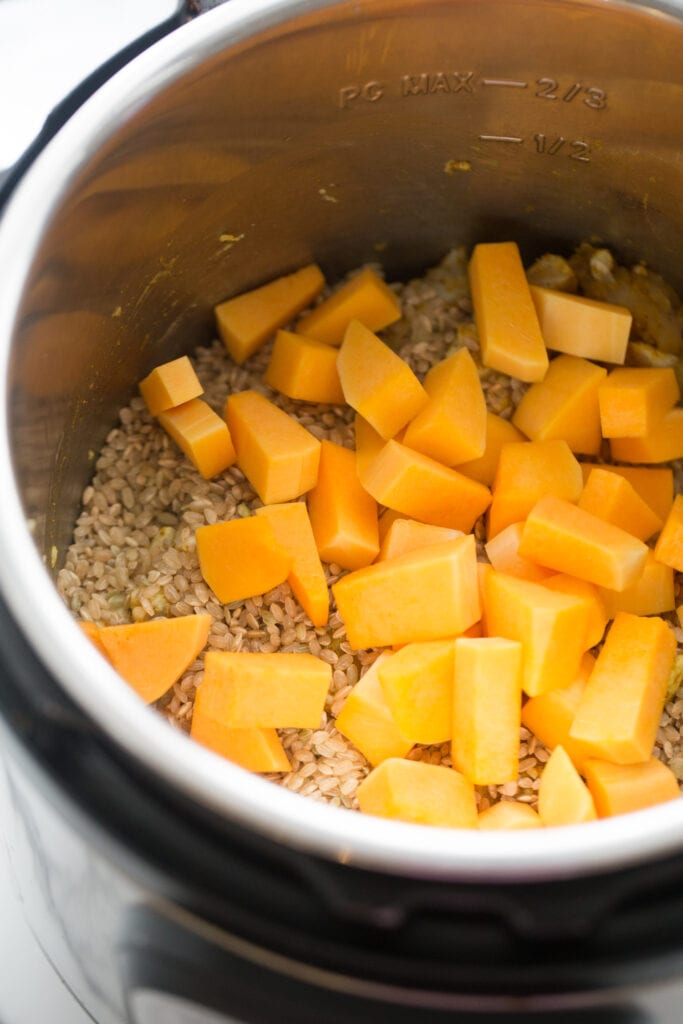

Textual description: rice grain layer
[58,248,683,813]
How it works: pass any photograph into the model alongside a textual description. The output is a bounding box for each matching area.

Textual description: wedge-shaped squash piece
[333,535,480,649]
[583,757,680,818]
[478,801,543,830]
[512,354,607,456]
[215,264,325,364]
[139,355,203,415]
[307,440,379,570]
[654,495,683,573]
[79,620,109,659]
[196,517,291,604]
[468,242,548,382]
[377,507,406,543]
[190,714,291,773]
[335,653,414,766]
[610,407,683,464]
[598,550,675,619]
[254,502,329,627]
[158,398,236,479]
[530,285,632,364]
[598,367,679,438]
[521,653,596,774]
[225,390,321,504]
[377,519,462,562]
[458,412,526,486]
[264,329,345,404]
[377,640,456,744]
[487,439,583,539]
[569,612,676,764]
[357,757,478,828]
[485,522,554,582]
[360,439,491,533]
[452,637,522,785]
[355,414,386,479]
[99,614,211,704]
[578,467,662,542]
[336,320,427,440]
[519,495,648,592]
[538,746,597,826]
[579,463,674,524]
[296,266,401,346]
[541,575,607,649]
[198,651,330,728]
[402,348,486,465]
[483,570,592,696]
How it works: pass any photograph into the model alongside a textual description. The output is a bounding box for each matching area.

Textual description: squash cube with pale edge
[583,757,680,818]
[377,640,456,745]
[377,519,462,562]
[296,266,401,346]
[225,390,321,504]
[307,440,379,570]
[334,652,414,766]
[530,285,632,364]
[355,414,386,480]
[598,367,679,438]
[198,651,331,729]
[139,355,203,415]
[598,550,675,619]
[336,319,427,440]
[610,407,683,464]
[357,758,479,828]
[196,517,291,604]
[264,329,345,405]
[255,503,329,627]
[458,412,526,486]
[578,467,662,542]
[214,264,325,364]
[569,612,676,764]
[538,746,597,826]
[487,439,583,539]
[654,495,683,573]
[190,714,291,774]
[579,464,674,523]
[157,399,236,479]
[332,535,480,649]
[485,522,554,582]
[541,575,607,650]
[520,653,596,774]
[478,802,542,830]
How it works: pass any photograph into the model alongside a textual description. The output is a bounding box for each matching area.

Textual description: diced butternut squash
[569,612,676,764]
[610,407,683,464]
[583,757,680,818]
[654,495,683,572]
[541,575,607,649]
[468,242,548,382]
[224,390,321,503]
[195,517,291,604]
[578,467,662,542]
[335,653,414,765]
[598,367,679,437]
[157,398,236,479]
[520,653,596,774]
[355,414,386,480]
[336,319,427,439]
[254,502,329,626]
[377,507,406,542]
[458,412,527,486]
[402,348,486,465]
[377,519,462,562]
[359,439,491,533]
[79,620,110,659]
[264,329,345,404]
[483,570,593,696]
[307,440,379,570]
[197,651,330,728]
[377,640,456,744]
[579,464,674,524]
[215,264,325,364]
[485,522,554,583]
[452,637,522,785]
[487,439,583,539]
[357,757,479,828]
[478,801,543,830]
[333,535,480,649]
[530,285,632,364]
[477,561,493,637]
[296,266,401,346]
[190,717,291,773]
[538,746,597,826]
[139,355,203,415]
[98,614,211,704]
[598,550,675,619]
[512,354,607,456]
[519,495,648,591]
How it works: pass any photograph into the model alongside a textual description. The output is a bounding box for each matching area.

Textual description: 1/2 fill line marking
[479,134,524,143]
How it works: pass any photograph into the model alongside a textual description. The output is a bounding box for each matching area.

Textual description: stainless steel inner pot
[0,0,682,882]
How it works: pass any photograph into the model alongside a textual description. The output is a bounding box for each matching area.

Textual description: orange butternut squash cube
[610,407,683,464]
[485,522,554,583]
[190,717,291,773]
[196,517,291,604]
[377,519,462,562]
[512,354,607,456]
[598,550,675,619]
[468,242,548,382]
[530,285,632,364]
[598,367,679,437]
[458,412,526,486]
[79,620,110,660]
[538,746,597,826]
[583,757,680,818]
[357,758,478,829]
[377,640,456,745]
[402,348,486,465]
[139,355,203,415]
[215,264,325,364]
[654,495,683,573]
[296,266,401,346]
[377,507,406,542]
[225,390,321,504]
[487,439,583,539]
[335,653,414,766]
[264,329,345,404]
[452,637,522,785]
[520,653,596,774]
[337,320,427,439]
[359,439,491,533]
[355,414,386,480]
[198,651,330,729]
[541,575,607,649]
[157,398,236,479]
[478,802,543,830]
[569,612,676,764]
[519,495,648,591]
[333,535,480,649]
[578,467,662,542]
[98,614,211,704]
[579,463,674,524]
[254,502,329,627]
[307,440,379,570]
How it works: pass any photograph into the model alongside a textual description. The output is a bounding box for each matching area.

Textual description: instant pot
[1,0,683,1020]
